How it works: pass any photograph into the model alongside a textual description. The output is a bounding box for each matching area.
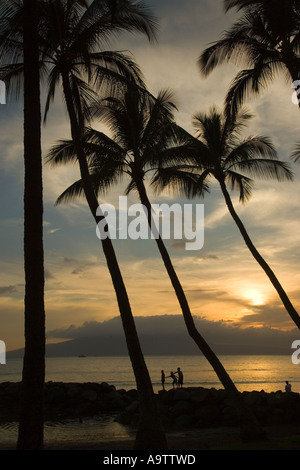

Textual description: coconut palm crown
[199,0,300,113]
[0,0,158,119]
[153,104,300,330]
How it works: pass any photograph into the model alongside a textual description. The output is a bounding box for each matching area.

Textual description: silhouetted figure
[161,370,165,390]
[175,367,183,388]
[168,371,177,389]
[285,380,292,392]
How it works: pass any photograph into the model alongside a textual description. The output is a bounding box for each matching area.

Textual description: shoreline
[1,383,300,450]
[0,424,300,450]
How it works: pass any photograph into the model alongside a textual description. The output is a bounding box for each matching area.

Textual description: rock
[195,404,220,427]
[1,382,300,433]
[171,399,193,414]
[81,389,98,402]
[174,413,194,428]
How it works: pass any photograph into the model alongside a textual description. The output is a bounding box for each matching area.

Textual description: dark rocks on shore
[1,381,300,431]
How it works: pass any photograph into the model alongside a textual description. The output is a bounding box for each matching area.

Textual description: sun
[242,288,267,306]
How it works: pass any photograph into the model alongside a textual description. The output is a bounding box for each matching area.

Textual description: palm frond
[199,12,267,77]
[73,0,158,53]
[290,142,300,162]
[151,166,209,199]
[224,0,256,12]
[55,178,86,205]
[46,138,79,167]
[224,60,280,116]
[226,170,254,202]
[228,157,294,182]
[55,163,123,205]
[90,50,146,91]
[225,135,277,166]
[43,64,61,123]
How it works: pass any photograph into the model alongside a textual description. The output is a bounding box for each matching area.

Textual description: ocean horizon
[1,354,300,449]
[1,354,299,394]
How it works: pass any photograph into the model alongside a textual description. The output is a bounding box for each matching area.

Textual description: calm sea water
[1,354,299,393]
[1,355,299,448]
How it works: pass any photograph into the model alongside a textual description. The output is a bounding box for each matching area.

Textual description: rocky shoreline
[1,381,300,431]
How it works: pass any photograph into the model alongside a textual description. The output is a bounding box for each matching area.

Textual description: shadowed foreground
[0,424,300,450]
[1,383,300,450]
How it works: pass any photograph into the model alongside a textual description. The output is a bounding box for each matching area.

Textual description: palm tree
[154,104,300,330]
[47,86,267,442]
[0,0,167,450]
[16,0,45,450]
[199,0,300,114]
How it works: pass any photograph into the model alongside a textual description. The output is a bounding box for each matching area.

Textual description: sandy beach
[1,424,300,451]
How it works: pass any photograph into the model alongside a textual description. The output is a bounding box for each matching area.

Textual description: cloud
[0,285,19,296]
[44,315,299,356]
[44,269,55,280]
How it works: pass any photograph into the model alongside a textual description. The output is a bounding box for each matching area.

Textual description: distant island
[7,315,298,358]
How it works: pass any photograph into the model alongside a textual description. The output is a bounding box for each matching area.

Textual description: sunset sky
[1,0,300,352]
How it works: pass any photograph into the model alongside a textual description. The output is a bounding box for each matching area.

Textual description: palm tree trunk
[136,182,266,441]
[135,179,266,441]
[219,178,300,330]
[17,0,45,450]
[60,70,167,450]
[136,180,237,390]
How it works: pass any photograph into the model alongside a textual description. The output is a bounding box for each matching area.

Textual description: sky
[1,0,300,354]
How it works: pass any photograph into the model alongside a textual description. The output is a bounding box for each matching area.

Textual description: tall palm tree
[47,86,267,442]
[15,0,46,450]
[199,0,300,114]
[154,104,300,329]
[0,0,167,450]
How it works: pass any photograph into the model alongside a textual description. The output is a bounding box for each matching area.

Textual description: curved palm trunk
[61,71,167,450]
[17,0,45,450]
[135,178,266,441]
[219,178,300,330]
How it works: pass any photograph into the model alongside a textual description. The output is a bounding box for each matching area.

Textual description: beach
[1,355,300,451]
[1,424,300,451]
[1,382,300,451]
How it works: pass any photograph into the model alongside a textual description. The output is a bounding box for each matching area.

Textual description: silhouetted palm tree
[0,0,167,450]
[199,0,300,113]
[154,104,300,330]
[16,0,46,450]
[47,86,267,441]
[0,0,46,449]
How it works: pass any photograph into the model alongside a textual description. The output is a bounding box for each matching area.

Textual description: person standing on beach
[285,381,292,392]
[168,371,178,389]
[176,367,183,388]
[161,370,165,390]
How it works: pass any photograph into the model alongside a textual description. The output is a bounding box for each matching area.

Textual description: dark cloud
[0,285,19,296]
[237,303,297,329]
[45,315,299,356]
[44,268,55,280]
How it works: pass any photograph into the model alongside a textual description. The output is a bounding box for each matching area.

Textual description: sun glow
[242,288,267,306]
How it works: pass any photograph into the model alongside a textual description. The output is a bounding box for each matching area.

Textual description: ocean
[1,355,299,448]
[1,354,299,393]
